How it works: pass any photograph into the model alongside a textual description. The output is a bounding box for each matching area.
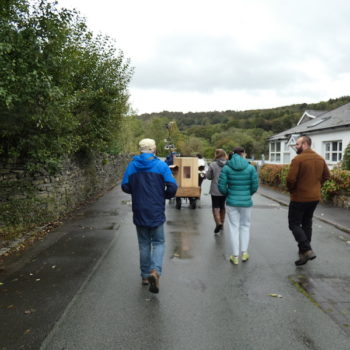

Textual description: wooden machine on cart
[170,157,201,209]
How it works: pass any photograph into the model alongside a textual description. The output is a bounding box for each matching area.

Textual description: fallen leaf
[0,282,4,286]
[35,279,40,282]
[24,329,31,335]
[268,293,283,298]
[7,304,15,309]
[24,308,36,315]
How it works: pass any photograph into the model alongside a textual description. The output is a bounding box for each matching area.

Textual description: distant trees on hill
[132,96,350,158]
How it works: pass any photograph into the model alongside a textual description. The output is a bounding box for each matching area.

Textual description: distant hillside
[139,96,350,134]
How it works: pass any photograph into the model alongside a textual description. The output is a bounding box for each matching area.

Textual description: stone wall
[0,154,129,240]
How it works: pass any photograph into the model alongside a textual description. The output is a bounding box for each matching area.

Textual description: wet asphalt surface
[1,181,349,350]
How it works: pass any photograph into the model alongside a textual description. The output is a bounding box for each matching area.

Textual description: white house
[268,102,350,167]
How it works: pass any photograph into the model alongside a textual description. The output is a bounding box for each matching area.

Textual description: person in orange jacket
[287,135,330,266]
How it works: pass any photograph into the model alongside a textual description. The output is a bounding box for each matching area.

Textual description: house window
[324,141,342,162]
[270,141,281,162]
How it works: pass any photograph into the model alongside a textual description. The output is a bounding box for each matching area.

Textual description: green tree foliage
[177,135,208,157]
[211,128,272,158]
[342,142,350,170]
[116,114,144,155]
[138,96,350,160]
[140,97,350,134]
[0,0,132,171]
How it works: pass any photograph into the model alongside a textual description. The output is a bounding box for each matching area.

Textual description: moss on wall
[0,154,129,244]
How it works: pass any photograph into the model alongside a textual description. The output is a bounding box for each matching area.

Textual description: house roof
[269,102,350,141]
[297,109,327,125]
[305,109,327,117]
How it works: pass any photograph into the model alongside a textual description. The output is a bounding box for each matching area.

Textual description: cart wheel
[189,198,197,209]
[176,197,182,209]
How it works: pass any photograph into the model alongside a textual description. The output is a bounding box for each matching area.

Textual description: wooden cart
[170,157,201,209]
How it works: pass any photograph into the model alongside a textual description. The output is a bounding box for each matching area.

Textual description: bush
[260,164,350,201]
[321,169,350,200]
[0,0,133,173]
[342,142,350,170]
[259,164,289,188]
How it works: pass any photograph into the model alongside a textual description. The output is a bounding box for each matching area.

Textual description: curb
[259,192,350,235]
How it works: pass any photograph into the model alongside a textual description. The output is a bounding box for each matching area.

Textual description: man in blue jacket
[122,138,178,293]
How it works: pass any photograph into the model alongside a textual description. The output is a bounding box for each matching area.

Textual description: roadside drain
[290,275,350,335]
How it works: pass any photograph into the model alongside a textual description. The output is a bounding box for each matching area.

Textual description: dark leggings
[211,195,226,210]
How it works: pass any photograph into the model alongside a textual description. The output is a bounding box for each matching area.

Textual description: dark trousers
[288,201,319,252]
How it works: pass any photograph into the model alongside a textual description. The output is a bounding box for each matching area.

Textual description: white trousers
[226,206,252,256]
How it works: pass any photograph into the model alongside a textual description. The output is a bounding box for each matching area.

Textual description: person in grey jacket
[218,146,258,265]
[206,149,228,235]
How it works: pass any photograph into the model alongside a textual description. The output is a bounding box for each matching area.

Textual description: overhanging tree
[0,0,133,171]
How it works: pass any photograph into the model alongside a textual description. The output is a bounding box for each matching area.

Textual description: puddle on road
[290,274,350,335]
[169,231,198,259]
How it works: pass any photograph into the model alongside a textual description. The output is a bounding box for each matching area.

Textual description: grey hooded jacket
[205,158,227,196]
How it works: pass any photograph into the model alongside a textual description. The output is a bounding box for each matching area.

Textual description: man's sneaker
[242,252,250,262]
[295,250,316,266]
[148,269,160,293]
[229,255,239,265]
[142,278,149,286]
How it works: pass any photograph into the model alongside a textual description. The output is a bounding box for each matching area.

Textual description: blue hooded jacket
[121,153,178,227]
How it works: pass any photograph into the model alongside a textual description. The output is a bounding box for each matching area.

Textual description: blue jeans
[136,225,165,278]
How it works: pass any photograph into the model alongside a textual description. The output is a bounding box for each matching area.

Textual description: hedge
[259,164,350,201]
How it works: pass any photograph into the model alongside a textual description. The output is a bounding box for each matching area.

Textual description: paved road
[1,181,349,349]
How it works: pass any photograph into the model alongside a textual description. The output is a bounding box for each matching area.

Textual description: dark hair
[300,135,312,146]
[233,146,245,154]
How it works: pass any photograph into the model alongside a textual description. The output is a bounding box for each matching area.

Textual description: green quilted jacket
[218,154,258,207]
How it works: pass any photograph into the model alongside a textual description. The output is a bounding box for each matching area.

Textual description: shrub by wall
[259,164,290,188]
[260,164,350,208]
[0,154,129,243]
[342,142,350,170]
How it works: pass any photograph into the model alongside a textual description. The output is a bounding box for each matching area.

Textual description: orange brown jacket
[286,149,330,202]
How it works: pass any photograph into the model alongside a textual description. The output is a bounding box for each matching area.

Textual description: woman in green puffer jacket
[218,147,259,265]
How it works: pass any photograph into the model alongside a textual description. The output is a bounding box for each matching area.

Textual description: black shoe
[214,224,222,234]
[295,250,316,266]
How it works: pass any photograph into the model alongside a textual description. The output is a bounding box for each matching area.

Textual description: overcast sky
[58,0,350,114]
